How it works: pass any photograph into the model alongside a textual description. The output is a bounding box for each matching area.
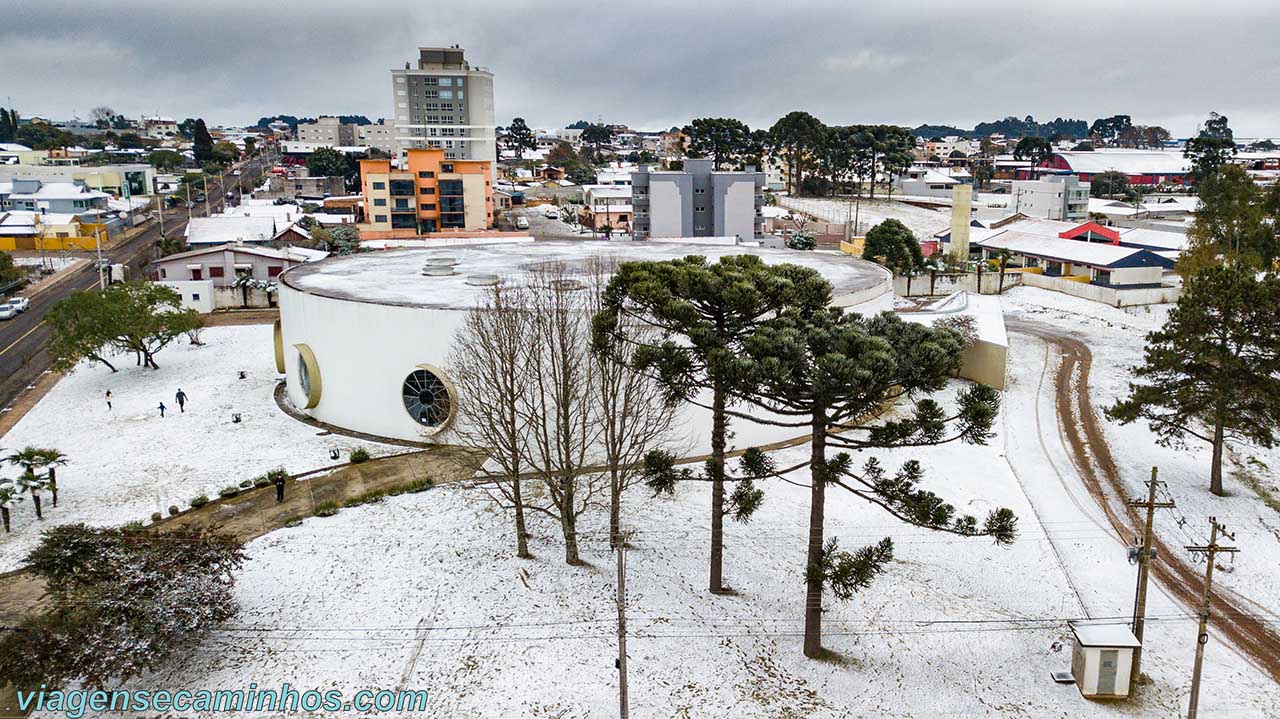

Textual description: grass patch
[349,447,371,464]
[190,495,210,509]
[283,516,304,528]
[314,501,340,517]
[218,486,240,498]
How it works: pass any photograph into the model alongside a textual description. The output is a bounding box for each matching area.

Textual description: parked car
[194,194,206,202]
[7,297,30,313]
[232,169,242,176]
[514,216,530,230]
[0,305,15,321]
[543,206,560,219]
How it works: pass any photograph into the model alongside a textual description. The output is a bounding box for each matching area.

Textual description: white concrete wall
[648,180,684,239]
[159,280,215,313]
[1020,272,1180,306]
[721,179,756,240]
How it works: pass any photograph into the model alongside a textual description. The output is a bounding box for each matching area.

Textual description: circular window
[293,344,322,409]
[402,367,454,431]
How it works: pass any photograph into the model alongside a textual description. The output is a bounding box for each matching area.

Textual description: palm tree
[36,448,68,506]
[0,480,23,533]
[6,446,61,519]
[996,249,1014,293]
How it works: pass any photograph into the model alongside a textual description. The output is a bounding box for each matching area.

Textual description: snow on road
[1002,286,1280,620]
[0,325,395,572]
[107,378,1280,717]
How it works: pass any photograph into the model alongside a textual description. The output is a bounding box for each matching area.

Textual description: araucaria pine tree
[732,308,1017,657]
[594,255,832,593]
[1107,266,1280,496]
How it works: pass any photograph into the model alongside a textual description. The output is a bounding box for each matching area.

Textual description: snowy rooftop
[1070,621,1141,648]
[1054,150,1190,175]
[282,241,889,310]
[184,216,276,244]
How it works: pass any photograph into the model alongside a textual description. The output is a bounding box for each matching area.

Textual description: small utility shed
[1069,622,1140,699]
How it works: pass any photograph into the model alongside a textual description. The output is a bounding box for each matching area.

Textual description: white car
[543,206,560,219]
[0,305,15,321]
[514,216,530,230]
[7,297,29,313]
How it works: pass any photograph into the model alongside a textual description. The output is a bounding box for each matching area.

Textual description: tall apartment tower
[391,46,496,163]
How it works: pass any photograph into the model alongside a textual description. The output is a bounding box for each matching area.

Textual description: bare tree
[518,263,604,565]
[585,256,678,547]
[449,282,535,558]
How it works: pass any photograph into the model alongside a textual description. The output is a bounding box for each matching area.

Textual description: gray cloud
[3,0,1278,136]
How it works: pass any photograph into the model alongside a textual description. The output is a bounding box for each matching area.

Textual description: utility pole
[614,530,630,719]
[1185,517,1239,719]
[1128,466,1174,684]
[203,175,211,217]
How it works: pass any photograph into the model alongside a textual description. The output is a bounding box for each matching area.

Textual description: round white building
[276,241,892,444]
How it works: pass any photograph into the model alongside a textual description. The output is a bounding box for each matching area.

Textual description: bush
[266,467,289,482]
[218,486,239,498]
[348,447,371,464]
[167,505,180,516]
[190,495,210,508]
[253,476,272,488]
[283,516,304,528]
[314,501,340,517]
[122,521,145,533]
[239,479,253,489]
[150,512,162,523]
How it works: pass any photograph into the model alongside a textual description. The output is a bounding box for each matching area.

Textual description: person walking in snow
[274,472,286,503]
[158,402,167,418]
[175,388,188,413]
[105,389,112,410]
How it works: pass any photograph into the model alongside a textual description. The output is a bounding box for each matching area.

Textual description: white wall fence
[894,271,1022,297]
[1018,272,1180,307]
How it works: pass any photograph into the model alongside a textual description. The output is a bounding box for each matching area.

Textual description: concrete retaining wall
[1019,272,1180,306]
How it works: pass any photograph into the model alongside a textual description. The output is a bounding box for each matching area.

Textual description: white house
[154,244,326,312]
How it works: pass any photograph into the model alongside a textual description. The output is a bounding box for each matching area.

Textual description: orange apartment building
[358,148,493,236]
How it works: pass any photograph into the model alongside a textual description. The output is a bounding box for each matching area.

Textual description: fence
[1018,272,1180,307]
[894,270,1022,297]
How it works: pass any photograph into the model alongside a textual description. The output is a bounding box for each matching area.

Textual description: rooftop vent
[421,265,455,277]
[424,256,459,268]
[548,278,583,292]
[466,273,501,286]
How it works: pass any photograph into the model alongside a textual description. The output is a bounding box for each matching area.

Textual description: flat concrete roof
[282,240,889,311]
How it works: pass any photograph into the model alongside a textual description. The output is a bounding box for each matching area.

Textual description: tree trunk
[1210,419,1226,496]
[561,486,581,565]
[32,494,43,520]
[803,409,828,658]
[91,354,118,372]
[610,468,622,550]
[49,467,58,507]
[2,506,9,533]
[513,478,530,559]
[709,384,727,593]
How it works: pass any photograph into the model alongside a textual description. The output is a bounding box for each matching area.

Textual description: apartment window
[374,214,388,223]
[159,267,167,279]
[420,187,436,194]
[424,77,439,86]
[397,90,407,96]
[267,266,283,277]
[439,179,463,196]
[695,206,705,212]
[209,266,225,278]
[457,91,464,99]
[373,198,387,206]
[389,179,415,196]
[192,293,200,301]
[190,268,203,280]
[372,181,385,190]
[423,90,439,99]
[420,203,437,211]
[391,214,417,229]
[440,77,453,86]
[440,90,453,99]
[695,225,706,232]
[441,164,454,173]
[418,171,435,179]
[695,188,705,194]
[394,198,410,210]
[396,76,405,83]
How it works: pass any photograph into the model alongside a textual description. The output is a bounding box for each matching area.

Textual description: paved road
[0,155,275,412]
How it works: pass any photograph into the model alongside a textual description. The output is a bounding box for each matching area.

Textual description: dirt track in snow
[1009,318,1280,684]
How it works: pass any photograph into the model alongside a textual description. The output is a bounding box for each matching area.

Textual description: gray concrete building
[391,46,496,163]
[631,159,764,240]
[296,117,357,146]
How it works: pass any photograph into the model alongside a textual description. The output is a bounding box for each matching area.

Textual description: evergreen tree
[768,111,826,195]
[593,256,833,593]
[1184,112,1236,185]
[684,118,753,170]
[192,118,214,165]
[1090,170,1131,199]
[0,524,245,689]
[1179,164,1279,273]
[1108,267,1280,496]
[502,117,537,161]
[862,219,925,276]
[731,309,1014,657]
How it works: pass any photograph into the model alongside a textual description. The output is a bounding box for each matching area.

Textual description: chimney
[949,184,972,260]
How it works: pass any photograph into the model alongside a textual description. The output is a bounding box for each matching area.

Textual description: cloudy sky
[5,0,1278,137]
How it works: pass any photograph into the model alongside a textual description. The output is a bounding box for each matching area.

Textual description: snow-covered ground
[1002,286,1280,632]
[101,375,1280,717]
[780,196,952,239]
[12,254,81,272]
[0,325,395,572]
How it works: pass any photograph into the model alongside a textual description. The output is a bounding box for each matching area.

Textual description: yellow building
[0,212,106,251]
